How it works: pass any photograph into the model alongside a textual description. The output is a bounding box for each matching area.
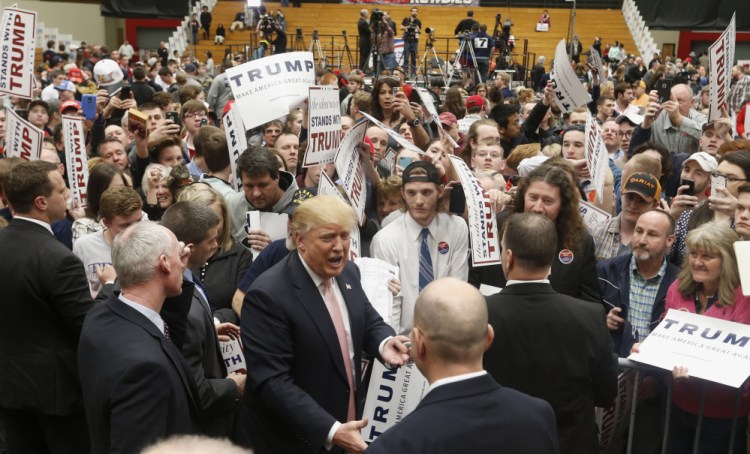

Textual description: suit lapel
[290,254,349,384]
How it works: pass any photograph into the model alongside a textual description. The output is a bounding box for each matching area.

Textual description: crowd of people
[1,3,750,454]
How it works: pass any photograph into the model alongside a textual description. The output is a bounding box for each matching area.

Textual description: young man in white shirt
[371,160,469,333]
[73,186,143,296]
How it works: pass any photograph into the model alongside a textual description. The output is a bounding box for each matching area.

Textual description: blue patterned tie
[419,228,434,292]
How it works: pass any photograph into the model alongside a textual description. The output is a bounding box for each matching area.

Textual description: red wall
[125,18,182,49]
[678,31,750,59]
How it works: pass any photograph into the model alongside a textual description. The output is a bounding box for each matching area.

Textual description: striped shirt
[628,255,667,341]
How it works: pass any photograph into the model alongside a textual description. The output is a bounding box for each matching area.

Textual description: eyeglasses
[474,152,503,159]
[713,172,747,183]
[618,131,633,139]
[184,112,207,119]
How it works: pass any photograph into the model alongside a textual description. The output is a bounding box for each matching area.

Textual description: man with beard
[596,210,678,453]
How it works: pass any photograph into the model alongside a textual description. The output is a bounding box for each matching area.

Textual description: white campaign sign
[708,14,736,122]
[226,52,316,130]
[552,39,592,114]
[448,155,501,266]
[334,120,368,223]
[596,369,636,450]
[629,309,750,388]
[579,200,611,232]
[4,108,42,160]
[415,87,458,148]
[223,104,247,192]
[588,47,605,79]
[584,114,610,203]
[63,115,89,207]
[220,338,246,374]
[303,86,342,167]
[361,361,429,443]
[360,111,424,155]
[0,6,36,98]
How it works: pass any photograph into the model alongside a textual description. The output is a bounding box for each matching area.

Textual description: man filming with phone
[638,82,707,154]
[669,152,717,220]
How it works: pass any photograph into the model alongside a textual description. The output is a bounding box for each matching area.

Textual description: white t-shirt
[72,230,112,297]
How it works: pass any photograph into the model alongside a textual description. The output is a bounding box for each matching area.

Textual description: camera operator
[371,10,396,73]
[470,24,494,83]
[400,7,421,78]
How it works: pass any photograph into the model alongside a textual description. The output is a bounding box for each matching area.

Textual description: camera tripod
[337,31,355,72]
[292,28,306,52]
[309,30,326,68]
[446,33,482,89]
[416,37,445,85]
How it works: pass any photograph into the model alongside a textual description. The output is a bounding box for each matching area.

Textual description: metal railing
[615,358,745,454]
[222,32,534,85]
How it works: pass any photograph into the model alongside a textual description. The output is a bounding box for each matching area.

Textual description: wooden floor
[192,1,636,72]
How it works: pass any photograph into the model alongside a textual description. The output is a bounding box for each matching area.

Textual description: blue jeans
[403,39,418,75]
[379,52,396,73]
[667,405,746,454]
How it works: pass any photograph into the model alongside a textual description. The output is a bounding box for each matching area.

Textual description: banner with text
[361,361,429,443]
[227,52,315,131]
[303,86,342,167]
[708,13,735,122]
[342,0,479,5]
[584,114,610,203]
[0,6,37,98]
[448,154,501,266]
[224,104,247,192]
[63,115,90,207]
[596,369,635,450]
[629,309,750,388]
[220,338,246,374]
[334,120,369,223]
[5,108,42,161]
[552,39,592,114]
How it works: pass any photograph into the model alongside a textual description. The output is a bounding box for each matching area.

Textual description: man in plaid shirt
[729,65,750,117]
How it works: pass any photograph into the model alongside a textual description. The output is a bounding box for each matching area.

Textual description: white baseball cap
[684,151,718,173]
[93,59,123,87]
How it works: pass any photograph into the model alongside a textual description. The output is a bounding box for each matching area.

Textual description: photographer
[400,8,421,78]
[371,10,396,73]
[470,24,494,83]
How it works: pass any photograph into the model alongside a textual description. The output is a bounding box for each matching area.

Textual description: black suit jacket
[78,294,201,454]
[239,252,394,454]
[0,218,94,415]
[484,283,618,454]
[470,232,601,303]
[366,374,559,454]
[176,275,237,437]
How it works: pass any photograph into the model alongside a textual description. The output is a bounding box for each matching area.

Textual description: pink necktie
[322,279,356,422]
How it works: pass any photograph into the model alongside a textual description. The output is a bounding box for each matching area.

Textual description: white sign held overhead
[303,86,342,167]
[360,111,424,156]
[226,52,316,130]
[629,309,750,388]
[223,104,247,192]
[551,39,592,114]
[0,6,37,98]
[584,114,610,203]
[63,115,90,207]
[334,120,369,223]
[448,155,501,266]
[708,14,736,122]
[4,108,42,161]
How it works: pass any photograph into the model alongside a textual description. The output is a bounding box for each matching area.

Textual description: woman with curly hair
[509,163,600,302]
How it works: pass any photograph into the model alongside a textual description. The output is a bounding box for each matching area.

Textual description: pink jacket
[665,281,750,418]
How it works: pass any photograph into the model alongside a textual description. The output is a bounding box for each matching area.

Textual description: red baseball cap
[466,95,484,108]
[60,100,81,113]
[68,68,84,83]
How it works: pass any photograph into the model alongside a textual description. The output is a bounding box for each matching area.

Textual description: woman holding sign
[662,223,750,453]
